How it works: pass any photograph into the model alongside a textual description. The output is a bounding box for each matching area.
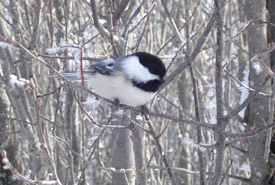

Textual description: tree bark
[244,0,272,184]
[130,111,146,185]
[111,114,135,185]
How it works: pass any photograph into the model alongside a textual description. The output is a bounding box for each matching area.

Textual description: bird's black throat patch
[132,79,163,93]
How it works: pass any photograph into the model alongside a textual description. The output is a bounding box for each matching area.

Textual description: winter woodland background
[0,0,275,185]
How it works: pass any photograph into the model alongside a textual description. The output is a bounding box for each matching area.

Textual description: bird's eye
[107,63,113,67]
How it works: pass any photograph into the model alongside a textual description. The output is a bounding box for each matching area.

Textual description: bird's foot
[141,105,149,115]
[141,105,150,121]
[112,98,120,111]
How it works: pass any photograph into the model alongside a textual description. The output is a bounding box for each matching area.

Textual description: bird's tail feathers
[49,71,94,81]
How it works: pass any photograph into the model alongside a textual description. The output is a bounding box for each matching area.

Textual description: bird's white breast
[87,73,156,107]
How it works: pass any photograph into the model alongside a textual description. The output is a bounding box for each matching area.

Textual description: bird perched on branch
[51,52,166,107]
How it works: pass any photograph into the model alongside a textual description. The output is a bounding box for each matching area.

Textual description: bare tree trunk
[267,0,275,182]
[244,0,272,184]
[0,74,14,184]
[64,88,79,184]
[212,0,225,184]
[131,111,146,185]
[111,115,135,185]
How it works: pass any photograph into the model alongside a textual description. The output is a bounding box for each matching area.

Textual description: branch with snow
[8,74,29,88]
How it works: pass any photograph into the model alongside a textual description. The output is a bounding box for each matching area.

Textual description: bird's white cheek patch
[122,56,159,82]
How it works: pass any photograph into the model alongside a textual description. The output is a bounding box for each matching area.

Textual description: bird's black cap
[132,52,166,79]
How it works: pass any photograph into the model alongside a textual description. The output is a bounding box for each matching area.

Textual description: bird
[52,52,166,107]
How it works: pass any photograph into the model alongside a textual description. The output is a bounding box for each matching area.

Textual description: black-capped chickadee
[53,52,166,107]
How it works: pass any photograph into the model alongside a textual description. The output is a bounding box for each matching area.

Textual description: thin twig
[1,151,57,185]
[128,2,155,34]
[37,84,64,98]
[38,53,105,62]
[148,165,199,175]
[144,114,177,185]
[52,85,62,135]
[219,159,233,185]
[74,92,102,127]
[77,128,106,185]
[224,122,275,139]
[28,79,61,184]
[78,0,94,24]
[0,113,35,125]
[122,0,146,37]
[224,69,270,97]
[157,1,201,55]
[161,0,183,41]
[201,13,265,52]
[112,0,130,27]
[225,75,271,121]
[158,93,195,119]
[156,121,170,138]
[135,3,156,51]
[89,0,110,40]
[0,131,21,134]
[160,0,226,92]
[184,0,204,183]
